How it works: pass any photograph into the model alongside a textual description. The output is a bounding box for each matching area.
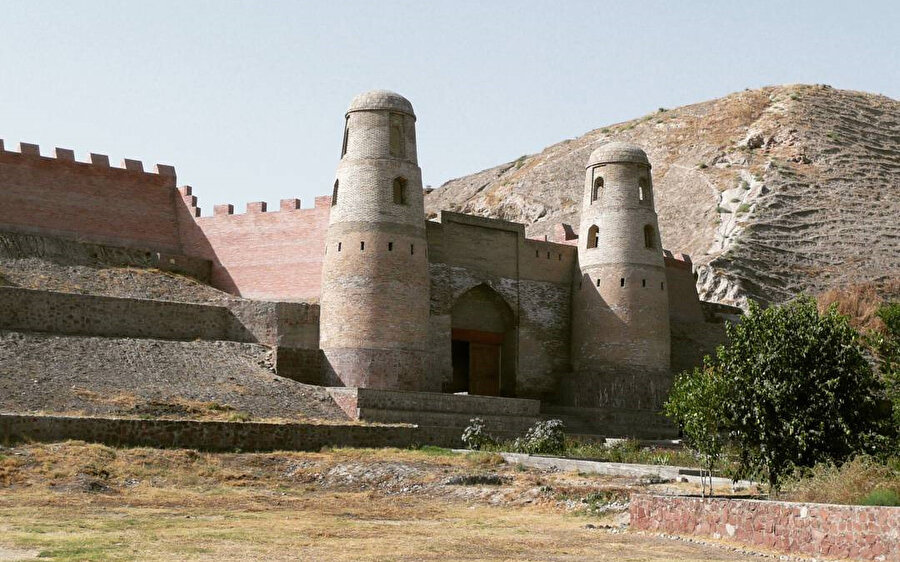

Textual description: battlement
[179,188,333,220]
[663,250,693,271]
[0,139,176,186]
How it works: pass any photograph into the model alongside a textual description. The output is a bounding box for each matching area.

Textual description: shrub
[512,420,566,455]
[736,203,751,214]
[697,163,708,169]
[870,303,900,434]
[862,488,900,506]
[461,418,496,451]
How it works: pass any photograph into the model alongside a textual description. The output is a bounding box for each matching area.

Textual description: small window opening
[337,242,342,252]
[643,225,656,249]
[388,242,393,252]
[596,278,601,287]
[592,177,603,203]
[661,282,665,290]
[341,117,349,158]
[360,241,365,251]
[332,179,339,206]
[639,178,650,203]
[558,254,562,260]
[410,244,415,255]
[642,279,647,287]
[586,225,599,249]
[535,249,539,258]
[393,177,408,205]
[389,113,405,158]
[546,251,551,259]
[620,278,625,287]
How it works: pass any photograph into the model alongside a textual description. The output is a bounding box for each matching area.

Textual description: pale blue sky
[1,1,897,214]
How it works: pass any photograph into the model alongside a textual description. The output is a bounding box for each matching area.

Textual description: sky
[0,0,897,215]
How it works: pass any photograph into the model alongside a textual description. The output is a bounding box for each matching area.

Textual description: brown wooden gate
[451,328,503,397]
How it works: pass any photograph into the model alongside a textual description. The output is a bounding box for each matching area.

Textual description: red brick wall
[0,142,182,253]
[630,494,899,561]
[178,194,331,301]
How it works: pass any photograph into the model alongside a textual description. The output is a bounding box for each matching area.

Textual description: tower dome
[347,90,415,117]
[587,142,650,167]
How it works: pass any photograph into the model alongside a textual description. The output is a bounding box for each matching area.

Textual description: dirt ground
[0,442,778,561]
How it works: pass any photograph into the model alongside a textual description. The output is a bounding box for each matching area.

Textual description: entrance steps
[326,388,542,444]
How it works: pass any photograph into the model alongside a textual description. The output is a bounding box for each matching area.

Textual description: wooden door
[469,342,501,396]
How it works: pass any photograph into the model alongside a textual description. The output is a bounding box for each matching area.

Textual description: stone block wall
[0,286,321,348]
[0,413,463,451]
[0,141,183,253]
[630,494,900,561]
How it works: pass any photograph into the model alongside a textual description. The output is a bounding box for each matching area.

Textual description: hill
[425,84,900,307]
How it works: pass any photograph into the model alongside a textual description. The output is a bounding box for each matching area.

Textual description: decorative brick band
[630,494,900,561]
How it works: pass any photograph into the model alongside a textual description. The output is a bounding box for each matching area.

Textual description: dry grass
[781,456,900,505]
[817,278,900,331]
[0,442,760,561]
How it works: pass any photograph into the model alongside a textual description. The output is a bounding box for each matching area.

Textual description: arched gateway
[448,284,517,397]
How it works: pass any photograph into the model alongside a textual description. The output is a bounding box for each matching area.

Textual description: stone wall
[0,286,319,348]
[0,141,184,253]
[630,494,900,561]
[0,413,462,451]
[178,192,332,301]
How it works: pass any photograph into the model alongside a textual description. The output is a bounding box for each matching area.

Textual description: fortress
[0,90,731,439]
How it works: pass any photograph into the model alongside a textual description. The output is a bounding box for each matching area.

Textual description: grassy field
[0,442,761,561]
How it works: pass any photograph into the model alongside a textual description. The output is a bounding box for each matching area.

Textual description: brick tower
[319,90,430,390]
[571,142,670,378]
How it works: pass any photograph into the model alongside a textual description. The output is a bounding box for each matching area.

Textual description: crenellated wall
[177,191,332,301]
[0,140,182,253]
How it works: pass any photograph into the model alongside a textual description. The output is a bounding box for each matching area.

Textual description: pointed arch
[332,179,339,206]
[393,177,408,205]
[586,224,599,249]
[638,177,651,205]
[644,224,657,249]
[592,177,603,203]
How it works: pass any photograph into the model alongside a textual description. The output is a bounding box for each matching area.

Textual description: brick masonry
[0,142,182,253]
[630,494,900,561]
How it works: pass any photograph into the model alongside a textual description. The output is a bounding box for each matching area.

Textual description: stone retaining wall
[0,286,318,349]
[0,413,462,451]
[630,494,900,561]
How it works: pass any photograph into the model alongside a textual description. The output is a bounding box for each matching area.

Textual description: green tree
[666,297,892,493]
[870,303,900,433]
[664,365,727,496]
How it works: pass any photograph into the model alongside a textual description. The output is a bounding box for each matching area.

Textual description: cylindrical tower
[571,142,670,375]
[319,90,430,390]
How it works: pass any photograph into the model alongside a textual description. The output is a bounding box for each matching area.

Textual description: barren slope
[425,85,900,307]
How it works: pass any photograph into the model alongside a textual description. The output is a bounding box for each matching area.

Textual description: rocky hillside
[425,85,900,307]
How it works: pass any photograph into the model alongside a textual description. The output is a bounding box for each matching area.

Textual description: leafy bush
[870,303,900,433]
[511,420,566,455]
[861,488,900,506]
[666,298,893,492]
[461,418,496,451]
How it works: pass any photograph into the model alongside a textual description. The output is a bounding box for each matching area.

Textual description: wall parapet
[630,494,900,561]
[0,139,176,185]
